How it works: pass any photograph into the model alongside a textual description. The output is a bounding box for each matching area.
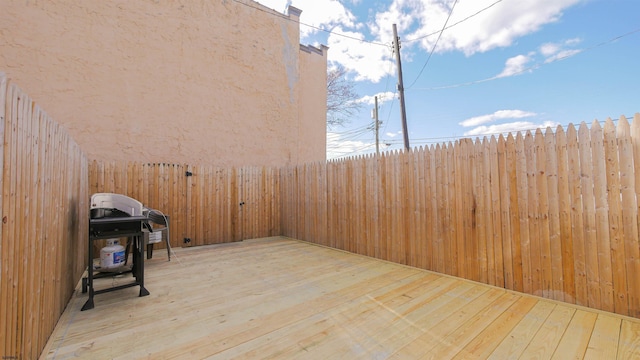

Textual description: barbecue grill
[82,193,151,310]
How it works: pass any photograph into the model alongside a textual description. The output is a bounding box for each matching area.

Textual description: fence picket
[435,145,446,273]
[578,122,601,309]
[452,142,464,278]
[604,118,627,315]
[592,121,615,312]
[481,138,493,284]
[426,147,436,271]
[628,114,640,317]
[473,138,489,283]
[545,127,563,301]
[617,115,639,316]
[526,131,540,295]
[444,144,455,274]
[503,134,523,291]
[566,124,587,306]
[490,136,504,287]
[556,126,576,304]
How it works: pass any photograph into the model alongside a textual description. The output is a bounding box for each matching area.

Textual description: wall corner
[287,5,302,19]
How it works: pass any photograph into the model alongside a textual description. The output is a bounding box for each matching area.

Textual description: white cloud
[495,54,535,78]
[464,120,559,137]
[356,91,396,105]
[540,39,583,63]
[540,43,560,57]
[296,1,358,38]
[544,49,582,63]
[461,110,556,137]
[541,38,581,55]
[386,131,402,138]
[460,110,537,127]
[398,0,583,56]
[565,38,581,46]
[327,27,396,83]
[494,37,583,79]
[369,0,417,46]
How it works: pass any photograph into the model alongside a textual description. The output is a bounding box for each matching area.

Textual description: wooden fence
[281,115,640,318]
[88,115,640,319]
[0,73,89,359]
[89,162,281,247]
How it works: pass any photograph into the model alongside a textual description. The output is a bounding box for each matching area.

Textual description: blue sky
[253,0,640,159]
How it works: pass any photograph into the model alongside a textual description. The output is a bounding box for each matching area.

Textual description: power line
[300,24,389,48]
[379,48,396,137]
[329,124,373,135]
[330,130,371,138]
[327,128,377,148]
[405,0,505,43]
[382,94,396,135]
[406,0,458,89]
[328,132,373,145]
[408,26,640,91]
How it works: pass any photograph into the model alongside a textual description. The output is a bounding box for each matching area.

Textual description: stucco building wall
[298,44,329,162]
[0,0,327,166]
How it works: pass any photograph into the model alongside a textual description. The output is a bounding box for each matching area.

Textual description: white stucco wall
[0,0,327,166]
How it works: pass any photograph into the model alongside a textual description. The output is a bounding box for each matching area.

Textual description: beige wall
[299,44,329,162]
[0,0,327,166]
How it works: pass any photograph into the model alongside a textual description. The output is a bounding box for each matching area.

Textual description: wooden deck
[41,237,640,359]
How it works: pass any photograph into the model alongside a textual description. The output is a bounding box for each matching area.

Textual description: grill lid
[90,193,147,218]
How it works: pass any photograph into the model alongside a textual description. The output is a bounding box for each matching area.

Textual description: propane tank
[100,239,125,269]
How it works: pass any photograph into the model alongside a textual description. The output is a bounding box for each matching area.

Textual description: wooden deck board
[551,310,597,359]
[40,237,640,359]
[583,314,621,360]
[487,300,556,359]
[520,305,576,358]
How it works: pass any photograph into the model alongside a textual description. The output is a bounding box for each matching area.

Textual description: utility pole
[374,95,380,155]
[392,24,410,151]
